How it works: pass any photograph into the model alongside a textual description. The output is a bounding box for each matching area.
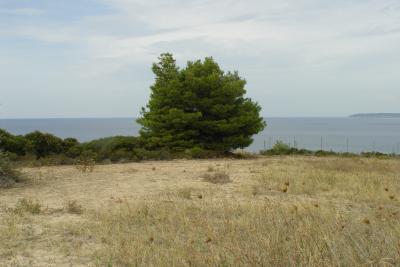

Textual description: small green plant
[202,171,232,184]
[13,198,41,215]
[65,200,83,214]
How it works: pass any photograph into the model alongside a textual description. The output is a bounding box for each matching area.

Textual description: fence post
[320,136,323,151]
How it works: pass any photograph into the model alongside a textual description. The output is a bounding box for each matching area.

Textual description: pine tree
[137,53,266,152]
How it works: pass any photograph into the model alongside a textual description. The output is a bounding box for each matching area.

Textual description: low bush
[260,141,310,156]
[260,141,362,157]
[1,128,398,166]
[0,129,30,156]
[0,152,22,188]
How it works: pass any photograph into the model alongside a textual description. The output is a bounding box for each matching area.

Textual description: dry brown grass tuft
[64,200,83,214]
[202,171,232,184]
[75,159,95,173]
[207,165,214,172]
[12,198,41,215]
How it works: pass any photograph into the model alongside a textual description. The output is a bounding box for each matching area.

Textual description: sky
[0,0,399,118]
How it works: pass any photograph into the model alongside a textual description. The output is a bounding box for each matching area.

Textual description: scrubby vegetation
[1,129,398,168]
[0,128,228,166]
[0,152,22,188]
[260,140,399,158]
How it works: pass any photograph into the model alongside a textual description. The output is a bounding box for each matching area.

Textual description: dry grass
[75,159,95,173]
[202,171,232,184]
[64,200,84,214]
[0,156,399,266]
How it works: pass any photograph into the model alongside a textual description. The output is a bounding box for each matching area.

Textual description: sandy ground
[0,159,259,209]
[0,158,264,266]
[1,157,399,266]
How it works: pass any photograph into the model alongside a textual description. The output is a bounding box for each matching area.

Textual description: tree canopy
[137,53,266,152]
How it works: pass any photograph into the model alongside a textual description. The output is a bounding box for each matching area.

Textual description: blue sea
[1,117,400,154]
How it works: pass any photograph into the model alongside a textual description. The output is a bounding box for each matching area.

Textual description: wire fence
[251,135,400,155]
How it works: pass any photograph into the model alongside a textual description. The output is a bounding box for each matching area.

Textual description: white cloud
[1,0,400,117]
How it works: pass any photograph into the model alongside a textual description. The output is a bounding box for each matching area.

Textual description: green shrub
[25,131,64,158]
[260,141,301,155]
[0,152,22,188]
[0,129,30,156]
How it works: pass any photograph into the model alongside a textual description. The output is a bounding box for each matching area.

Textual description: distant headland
[349,113,400,118]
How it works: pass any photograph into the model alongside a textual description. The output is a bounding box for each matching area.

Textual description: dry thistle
[282,187,288,193]
[389,195,395,200]
[363,218,370,225]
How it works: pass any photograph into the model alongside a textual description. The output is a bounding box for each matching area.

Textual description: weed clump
[13,198,41,215]
[202,171,232,184]
[65,200,83,214]
[75,158,95,173]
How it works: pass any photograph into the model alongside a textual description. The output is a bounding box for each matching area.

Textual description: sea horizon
[1,117,399,154]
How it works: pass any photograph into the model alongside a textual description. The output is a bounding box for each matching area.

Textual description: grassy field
[0,156,399,266]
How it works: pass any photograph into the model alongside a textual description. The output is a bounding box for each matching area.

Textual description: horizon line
[0,116,354,120]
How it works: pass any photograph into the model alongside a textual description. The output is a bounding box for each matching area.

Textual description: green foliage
[138,53,266,152]
[0,129,30,156]
[260,141,305,156]
[0,152,22,188]
[83,136,144,162]
[260,141,360,157]
[186,147,223,159]
[271,141,292,154]
[24,131,64,158]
